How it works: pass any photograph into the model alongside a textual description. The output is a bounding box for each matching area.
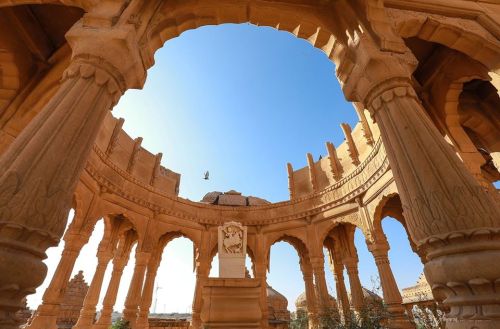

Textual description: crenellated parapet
[288,110,379,199]
[78,111,389,235]
[92,112,180,196]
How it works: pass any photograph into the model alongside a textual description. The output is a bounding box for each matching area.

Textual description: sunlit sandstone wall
[0,2,499,329]
[290,117,379,199]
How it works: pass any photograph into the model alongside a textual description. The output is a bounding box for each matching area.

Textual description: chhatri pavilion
[0,1,499,329]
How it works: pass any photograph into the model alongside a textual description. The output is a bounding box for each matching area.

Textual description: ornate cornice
[83,137,391,226]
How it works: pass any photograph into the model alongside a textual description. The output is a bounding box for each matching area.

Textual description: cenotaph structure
[201,222,262,328]
[1,2,500,329]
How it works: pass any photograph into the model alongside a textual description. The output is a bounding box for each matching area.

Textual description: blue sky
[113,23,358,202]
[29,24,423,312]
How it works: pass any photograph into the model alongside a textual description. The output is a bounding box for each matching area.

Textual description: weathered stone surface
[0,2,498,329]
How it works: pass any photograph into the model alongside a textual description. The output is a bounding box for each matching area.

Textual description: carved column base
[385,304,415,329]
[92,307,112,329]
[200,278,261,329]
[135,311,149,329]
[122,308,139,327]
[0,240,49,329]
[24,304,60,329]
[423,234,500,329]
[73,309,96,329]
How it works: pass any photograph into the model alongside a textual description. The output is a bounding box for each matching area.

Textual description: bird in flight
[204,171,210,180]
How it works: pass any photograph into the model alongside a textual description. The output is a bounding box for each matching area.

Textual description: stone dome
[348,287,383,304]
[295,292,307,310]
[201,190,270,206]
[268,285,288,309]
[347,287,384,314]
[361,287,383,302]
[267,285,290,326]
[295,291,338,311]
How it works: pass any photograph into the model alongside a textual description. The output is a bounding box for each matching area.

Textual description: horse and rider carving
[222,224,243,254]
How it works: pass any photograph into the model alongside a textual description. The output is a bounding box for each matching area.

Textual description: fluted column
[92,237,133,329]
[73,249,113,329]
[344,257,364,314]
[136,252,162,329]
[367,80,500,329]
[0,58,121,329]
[26,229,90,329]
[368,240,414,329]
[0,20,145,327]
[338,22,500,325]
[301,262,319,329]
[122,251,151,326]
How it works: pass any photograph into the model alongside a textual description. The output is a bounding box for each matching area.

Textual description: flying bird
[204,171,210,180]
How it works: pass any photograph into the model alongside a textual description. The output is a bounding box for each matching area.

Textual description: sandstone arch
[267,234,311,265]
[1,2,499,329]
[144,1,342,70]
[387,7,500,72]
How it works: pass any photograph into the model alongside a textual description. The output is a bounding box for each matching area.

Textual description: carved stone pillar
[368,241,414,329]
[122,251,151,326]
[0,20,145,327]
[310,256,330,315]
[136,252,162,329]
[91,257,128,329]
[191,260,210,329]
[367,80,500,329]
[92,235,133,329]
[344,258,364,314]
[26,229,90,329]
[254,261,269,329]
[330,261,351,324]
[338,22,500,325]
[73,249,113,329]
[326,242,351,324]
[301,262,319,329]
[191,230,211,329]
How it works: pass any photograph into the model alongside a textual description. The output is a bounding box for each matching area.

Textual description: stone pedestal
[200,278,262,329]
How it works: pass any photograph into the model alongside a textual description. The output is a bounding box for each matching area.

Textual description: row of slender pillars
[27,222,412,329]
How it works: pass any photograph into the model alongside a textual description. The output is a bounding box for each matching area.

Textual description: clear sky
[28,24,423,313]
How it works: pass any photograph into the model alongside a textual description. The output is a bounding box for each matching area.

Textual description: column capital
[134,251,151,266]
[112,256,129,270]
[309,256,325,269]
[66,21,146,92]
[338,35,417,106]
[342,256,359,269]
[367,241,390,257]
[62,233,89,251]
[365,79,419,118]
[97,250,113,264]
